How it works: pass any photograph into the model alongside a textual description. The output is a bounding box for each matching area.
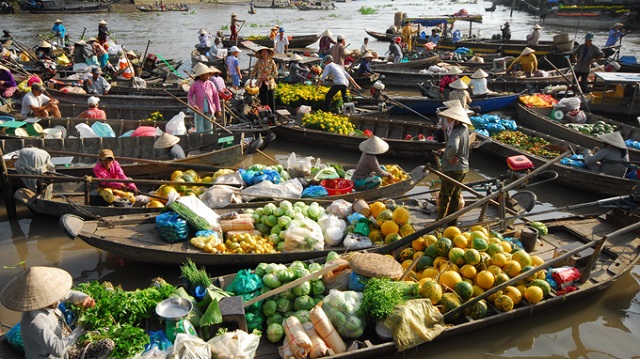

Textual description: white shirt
[469,78,489,96]
[21,91,50,117]
[320,62,351,86]
[274,34,289,54]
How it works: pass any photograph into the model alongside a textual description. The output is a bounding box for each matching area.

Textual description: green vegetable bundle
[360,277,420,320]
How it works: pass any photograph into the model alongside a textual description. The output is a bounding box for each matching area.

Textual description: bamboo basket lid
[349,253,403,280]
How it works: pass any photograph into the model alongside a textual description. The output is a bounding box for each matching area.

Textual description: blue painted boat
[381,92,522,115]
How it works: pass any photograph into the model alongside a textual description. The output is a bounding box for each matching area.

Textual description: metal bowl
[155,297,193,320]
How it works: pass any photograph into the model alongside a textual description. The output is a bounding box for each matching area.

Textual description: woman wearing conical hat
[583,131,630,177]
[448,78,472,109]
[319,29,336,58]
[526,23,542,46]
[0,266,115,359]
[288,54,310,84]
[154,132,186,160]
[439,66,462,100]
[352,136,393,191]
[506,47,538,77]
[468,68,490,97]
[188,62,222,133]
[436,105,472,221]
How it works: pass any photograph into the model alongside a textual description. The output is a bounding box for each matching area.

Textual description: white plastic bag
[326,199,353,219]
[208,329,260,359]
[287,152,313,178]
[75,123,98,138]
[284,217,325,252]
[176,196,220,230]
[557,97,581,111]
[342,233,373,249]
[169,333,210,359]
[317,213,347,246]
[199,185,243,209]
[166,112,187,135]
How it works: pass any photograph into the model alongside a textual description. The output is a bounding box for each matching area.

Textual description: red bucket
[320,179,354,195]
[218,88,233,101]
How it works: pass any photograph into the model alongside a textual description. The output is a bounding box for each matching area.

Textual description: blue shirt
[52,23,65,37]
[605,29,622,47]
[428,33,440,44]
[226,55,239,75]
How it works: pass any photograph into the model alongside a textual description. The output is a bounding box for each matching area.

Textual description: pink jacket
[93,160,138,191]
[188,79,221,114]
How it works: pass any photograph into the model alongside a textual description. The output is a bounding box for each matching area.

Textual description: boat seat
[342,102,356,115]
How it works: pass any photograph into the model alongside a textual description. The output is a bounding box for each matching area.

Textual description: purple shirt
[0,70,17,88]
[188,79,221,113]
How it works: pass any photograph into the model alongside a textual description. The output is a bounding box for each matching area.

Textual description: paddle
[162,89,233,135]
[44,149,230,172]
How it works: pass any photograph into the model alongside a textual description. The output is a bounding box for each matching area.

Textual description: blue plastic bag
[91,121,116,138]
[348,272,368,292]
[302,185,329,198]
[5,324,24,353]
[155,211,190,243]
[226,269,263,295]
[145,330,173,352]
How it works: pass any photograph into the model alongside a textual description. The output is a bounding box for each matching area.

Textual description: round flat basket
[511,190,537,212]
[349,253,404,280]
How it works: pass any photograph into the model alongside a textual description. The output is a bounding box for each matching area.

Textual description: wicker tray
[349,253,404,280]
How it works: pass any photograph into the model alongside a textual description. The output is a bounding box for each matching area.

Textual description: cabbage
[276,241,285,252]
[254,262,268,277]
[292,281,311,297]
[262,273,281,289]
[280,200,293,211]
[293,213,306,221]
[249,164,266,172]
[264,203,277,216]
[293,310,311,324]
[264,215,278,227]
[265,263,279,274]
[326,251,340,261]
[276,268,294,283]
[307,205,323,220]
[276,298,291,313]
[293,295,316,311]
[289,261,307,270]
[285,209,295,218]
[294,201,306,209]
[267,323,284,343]
[244,208,254,215]
[312,296,323,305]
[268,234,280,245]
[256,223,271,235]
[290,267,310,280]
[262,300,277,317]
[280,170,291,181]
[254,208,264,216]
[266,313,284,326]
[251,213,261,222]
[310,280,325,296]
[308,263,322,273]
[270,224,282,236]
[278,216,292,229]
[274,207,286,217]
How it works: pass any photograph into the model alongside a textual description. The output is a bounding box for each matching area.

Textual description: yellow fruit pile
[153,169,219,203]
[301,111,356,135]
[275,83,349,111]
[397,225,550,321]
[224,232,277,254]
[381,164,409,185]
[366,202,415,245]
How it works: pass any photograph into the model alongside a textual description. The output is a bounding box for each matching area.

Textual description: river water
[1,1,639,358]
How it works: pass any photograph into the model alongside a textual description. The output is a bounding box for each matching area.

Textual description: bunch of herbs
[180,258,212,289]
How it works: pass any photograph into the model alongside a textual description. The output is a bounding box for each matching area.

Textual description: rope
[155,53,183,79]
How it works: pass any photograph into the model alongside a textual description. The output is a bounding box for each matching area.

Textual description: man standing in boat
[526,24,542,46]
[51,19,65,48]
[230,13,245,42]
[572,32,604,93]
[97,20,109,48]
[500,22,511,41]
[604,23,626,57]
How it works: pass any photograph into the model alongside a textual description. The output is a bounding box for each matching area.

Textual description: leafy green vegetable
[180,259,212,290]
[360,277,420,320]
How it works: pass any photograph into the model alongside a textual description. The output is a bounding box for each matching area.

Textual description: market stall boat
[587,71,640,118]
[542,7,638,31]
[295,1,335,10]
[42,87,187,109]
[515,100,640,162]
[474,126,638,196]
[221,34,320,49]
[18,0,111,13]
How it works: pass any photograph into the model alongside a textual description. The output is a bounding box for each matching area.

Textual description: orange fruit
[494,294,514,312]
[503,260,522,278]
[459,264,477,279]
[376,209,394,226]
[500,240,513,254]
[380,220,399,236]
[369,201,386,219]
[421,267,439,279]
[464,248,481,266]
[512,250,533,268]
[442,226,462,240]
[524,285,544,304]
[412,237,427,251]
[399,223,415,237]
[475,270,495,290]
[384,233,401,244]
[423,234,438,246]
[491,253,508,268]
[453,234,469,248]
[503,285,523,305]
[530,255,544,267]
[420,280,443,304]
[438,270,463,290]
[454,281,474,301]
[448,247,466,266]
[392,206,410,224]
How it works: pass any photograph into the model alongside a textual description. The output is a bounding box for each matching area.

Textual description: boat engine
[254,105,274,125]
[506,155,534,188]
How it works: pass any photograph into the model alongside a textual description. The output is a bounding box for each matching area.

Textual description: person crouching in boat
[0,266,115,359]
[583,132,631,178]
[14,147,55,194]
[448,78,472,110]
[0,64,18,98]
[188,63,222,133]
[468,68,494,97]
[506,47,538,78]
[352,136,393,191]
[21,82,62,118]
[154,132,186,160]
[439,66,462,100]
[93,149,139,204]
[436,105,471,222]
[78,96,106,119]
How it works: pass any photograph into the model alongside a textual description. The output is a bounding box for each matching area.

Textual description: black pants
[259,83,276,111]
[322,84,348,112]
[575,71,590,93]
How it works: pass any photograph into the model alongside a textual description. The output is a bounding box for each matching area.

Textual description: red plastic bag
[551,267,580,284]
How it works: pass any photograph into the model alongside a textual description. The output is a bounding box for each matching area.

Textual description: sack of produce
[155,211,190,243]
[317,213,347,246]
[382,298,448,352]
[170,333,211,359]
[287,152,314,178]
[168,196,220,232]
[322,259,352,292]
[284,217,325,252]
[321,290,366,338]
[309,305,347,354]
[208,329,261,359]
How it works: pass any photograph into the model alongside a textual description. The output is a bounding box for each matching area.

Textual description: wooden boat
[58,164,427,265]
[221,34,320,49]
[475,126,637,196]
[252,0,293,8]
[44,87,187,109]
[356,91,522,115]
[434,38,570,57]
[485,2,496,12]
[190,48,225,69]
[272,113,444,158]
[18,0,111,13]
[136,5,189,11]
[543,8,638,31]
[295,1,335,10]
[369,55,440,71]
[515,101,640,162]
[587,71,640,118]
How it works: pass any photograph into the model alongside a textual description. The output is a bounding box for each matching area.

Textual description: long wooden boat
[136,5,189,12]
[543,9,638,31]
[18,0,111,13]
[475,126,637,196]
[190,49,225,69]
[434,38,570,57]
[295,2,335,10]
[43,87,187,109]
[356,91,521,115]
[587,71,640,118]
[515,101,640,162]
[252,0,294,8]
[221,34,320,49]
[273,114,444,158]
[370,55,440,71]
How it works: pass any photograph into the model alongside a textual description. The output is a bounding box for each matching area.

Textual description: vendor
[439,66,462,100]
[154,132,186,160]
[352,136,393,191]
[21,82,62,118]
[468,68,491,97]
[14,147,55,193]
[0,64,17,98]
[583,132,630,177]
[506,47,538,77]
[0,266,114,359]
[448,78,472,109]
[78,96,107,119]
[93,148,139,203]
[355,52,377,79]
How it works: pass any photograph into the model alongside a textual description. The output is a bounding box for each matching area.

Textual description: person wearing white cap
[230,13,245,42]
[352,136,393,191]
[448,78,472,109]
[316,54,361,112]
[573,32,604,93]
[436,105,471,221]
[196,29,212,55]
[526,23,542,46]
[274,27,289,54]
[288,54,310,84]
[188,63,222,133]
[78,96,106,119]
[468,68,490,97]
[439,66,462,99]
[226,45,242,90]
[583,132,630,177]
[36,40,55,61]
[154,132,186,160]
[97,20,109,47]
[51,19,66,47]
[319,29,336,58]
[0,266,116,359]
[329,34,353,67]
[434,99,474,142]
[506,47,538,77]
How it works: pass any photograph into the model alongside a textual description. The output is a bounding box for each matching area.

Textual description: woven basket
[349,253,404,280]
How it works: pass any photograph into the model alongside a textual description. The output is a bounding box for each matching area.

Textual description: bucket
[520,226,538,253]
[26,122,43,136]
[553,33,570,44]
[320,178,354,195]
[554,40,574,52]
[53,125,67,138]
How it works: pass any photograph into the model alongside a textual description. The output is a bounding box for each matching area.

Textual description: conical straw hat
[521,47,535,56]
[289,54,303,62]
[192,62,215,77]
[198,28,207,35]
[358,135,389,155]
[443,99,463,108]
[447,66,463,75]
[438,106,472,125]
[449,78,468,90]
[321,29,333,37]
[0,267,72,312]
[39,40,51,48]
[532,24,542,30]
[598,131,626,149]
[154,132,180,149]
[471,68,489,79]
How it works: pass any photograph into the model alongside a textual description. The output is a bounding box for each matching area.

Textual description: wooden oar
[163,89,233,134]
[44,149,231,172]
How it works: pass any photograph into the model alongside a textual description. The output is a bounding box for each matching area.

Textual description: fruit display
[492,130,561,158]
[381,164,409,185]
[275,83,349,111]
[301,111,356,135]
[364,201,415,245]
[564,121,618,136]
